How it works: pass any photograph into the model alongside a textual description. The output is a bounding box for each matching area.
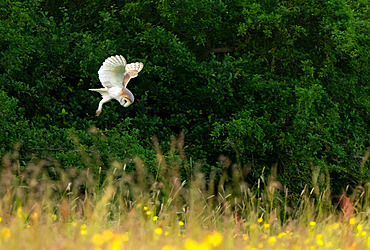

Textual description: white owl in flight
[89,55,144,116]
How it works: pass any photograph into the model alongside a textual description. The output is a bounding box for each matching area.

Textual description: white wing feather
[98,55,127,88]
[121,62,144,87]
[125,62,144,74]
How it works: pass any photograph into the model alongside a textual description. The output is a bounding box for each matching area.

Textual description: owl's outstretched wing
[122,62,144,87]
[98,55,127,88]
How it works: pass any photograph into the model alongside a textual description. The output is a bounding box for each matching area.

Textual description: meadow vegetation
[0,136,369,249]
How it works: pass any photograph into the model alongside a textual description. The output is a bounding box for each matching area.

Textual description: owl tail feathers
[89,88,108,95]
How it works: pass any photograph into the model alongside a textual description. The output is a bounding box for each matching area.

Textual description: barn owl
[89,55,144,116]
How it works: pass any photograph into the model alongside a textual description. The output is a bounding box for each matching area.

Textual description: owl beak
[121,97,132,107]
[123,100,132,107]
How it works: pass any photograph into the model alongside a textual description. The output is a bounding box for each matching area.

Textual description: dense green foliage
[0,0,368,195]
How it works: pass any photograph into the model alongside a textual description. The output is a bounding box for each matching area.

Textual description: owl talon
[96,110,101,116]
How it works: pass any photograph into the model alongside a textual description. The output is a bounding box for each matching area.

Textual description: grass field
[0,145,369,250]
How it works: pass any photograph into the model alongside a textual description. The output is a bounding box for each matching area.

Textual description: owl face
[120,97,132,107]
[119,87,134,107]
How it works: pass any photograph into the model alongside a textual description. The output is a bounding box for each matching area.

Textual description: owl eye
[123,100,132,107]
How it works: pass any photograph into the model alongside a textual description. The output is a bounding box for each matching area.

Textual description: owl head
[119,88,135,107]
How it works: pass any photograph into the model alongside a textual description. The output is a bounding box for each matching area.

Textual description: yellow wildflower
[102,230,114,241]
[207,232,223,247]
[110,239,123,250]
[257,217,263,223]
[155,227,163,235]
[184,239,209,250]
[356,224,362,231]
[243,234,248,240]
[268,236,277,244]
[333,223,339,229]
[263,223,270,229]
[92,234,104,246]
[153,216,158,221]
[309,221,316,226]
[367,236,370,248]
[80,224,87,235]
[349,218,356,225]
[316,234,323,246]
[1,228,11,238]
[278,232,287,238]
[179,221,184,226]
[143,206,148,211]
[146,211,152,215]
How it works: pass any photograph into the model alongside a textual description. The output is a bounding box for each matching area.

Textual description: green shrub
[0,90,27,154]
